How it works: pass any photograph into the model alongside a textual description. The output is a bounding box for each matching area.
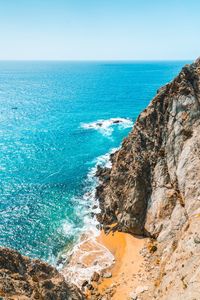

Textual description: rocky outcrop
[96,58,200,299]
[0,247,84,300]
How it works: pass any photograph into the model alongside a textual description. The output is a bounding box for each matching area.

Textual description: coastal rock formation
[0,247,84,300]
[96,58,200,299]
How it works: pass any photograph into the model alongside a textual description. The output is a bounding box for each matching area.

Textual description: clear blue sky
[0,0,199,60]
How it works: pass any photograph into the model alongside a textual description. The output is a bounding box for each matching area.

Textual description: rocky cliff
[0,247,84,300]
[96,58,200,299]
[1,59,200,300]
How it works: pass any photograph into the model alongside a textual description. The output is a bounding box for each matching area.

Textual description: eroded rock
[96,57,200,299]
[0,247,85,300]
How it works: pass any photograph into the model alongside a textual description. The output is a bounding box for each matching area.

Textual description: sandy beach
[61,228,145,299]
[95,230,145,299]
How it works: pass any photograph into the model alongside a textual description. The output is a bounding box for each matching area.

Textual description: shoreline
[60,229,115,287]
[61,227,146,299]
[94,230,145,299]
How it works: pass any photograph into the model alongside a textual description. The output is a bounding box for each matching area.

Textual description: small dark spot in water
[113,120,122,124]
[12,107,18,110]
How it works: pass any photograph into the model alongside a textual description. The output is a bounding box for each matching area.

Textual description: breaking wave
[58,148,118,286]
[81,117,133,136]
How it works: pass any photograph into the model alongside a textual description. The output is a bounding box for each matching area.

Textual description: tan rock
[0,247,85,300]
[96,57,200,299]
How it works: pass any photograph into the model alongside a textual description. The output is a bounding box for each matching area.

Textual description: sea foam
[81,117,133,136]
[59,148,118,286]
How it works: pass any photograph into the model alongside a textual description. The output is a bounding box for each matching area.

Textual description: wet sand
[61,231,114,287]
[61,229,145,299]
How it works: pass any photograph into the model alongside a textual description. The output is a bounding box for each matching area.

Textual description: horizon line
[0,59,193,62]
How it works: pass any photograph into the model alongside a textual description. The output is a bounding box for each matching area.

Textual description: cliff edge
[96,58,200,299]
[0,247,84,300]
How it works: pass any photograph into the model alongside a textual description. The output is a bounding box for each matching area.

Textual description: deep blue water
[0,61,189,262]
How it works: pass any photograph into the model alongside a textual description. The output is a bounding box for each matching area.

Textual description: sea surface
[0,61,189,264]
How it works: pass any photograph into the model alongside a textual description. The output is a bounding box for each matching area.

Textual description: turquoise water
[0,61,189,263]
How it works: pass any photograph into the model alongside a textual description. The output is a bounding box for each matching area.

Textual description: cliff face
[0,247,84,300]
[96,58,200,299]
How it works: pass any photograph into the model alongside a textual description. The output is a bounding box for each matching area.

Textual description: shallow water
[0,61,189,263]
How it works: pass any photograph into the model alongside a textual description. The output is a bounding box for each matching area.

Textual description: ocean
[0,61,189,265]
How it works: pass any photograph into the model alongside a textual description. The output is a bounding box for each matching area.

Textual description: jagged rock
[96,57,200,299]
[91,272,100,282]
[86,283,94,290]
[0,247,85,300]
[82,280,88,289]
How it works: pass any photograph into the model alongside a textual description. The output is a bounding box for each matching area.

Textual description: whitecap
[59,220,76,237]
[81,117,133,136]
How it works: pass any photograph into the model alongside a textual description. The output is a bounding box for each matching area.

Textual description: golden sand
[61,231,114,287]
[96,230,145,299]
[62,229,145,299]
